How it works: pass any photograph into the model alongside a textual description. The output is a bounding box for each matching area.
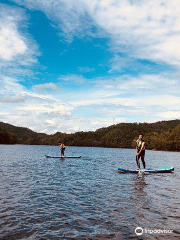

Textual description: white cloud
[0,75,53,101]
[1,70,180,133]
[33,116,126,133]
[0,75,74,133]
[0,23,27,61]
[0,3,38,65]
[0,4,26,61]
[13,0,180,67]
[58,74,86,83]
[0,75,24,94]
[70,95,180,108]
[18,102,72,116]
[0,94,25,103]
[14,0,103,41]
[158,111,180,119]
[32,83,60,91]
[66,72,180,106]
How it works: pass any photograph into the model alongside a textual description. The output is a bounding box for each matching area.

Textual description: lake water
[0,145,180,239]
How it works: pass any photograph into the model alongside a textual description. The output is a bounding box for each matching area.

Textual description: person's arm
[136,140,138,150]
[137,142,145,155]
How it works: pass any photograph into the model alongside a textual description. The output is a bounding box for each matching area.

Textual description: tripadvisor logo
[135,227,173,236]
[135,227,143,236]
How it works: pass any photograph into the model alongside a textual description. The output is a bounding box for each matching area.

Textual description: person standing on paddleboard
[136,134,146,172]
[58,142,66,157]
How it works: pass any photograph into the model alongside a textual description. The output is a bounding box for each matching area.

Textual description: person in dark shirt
[136,134,146,172]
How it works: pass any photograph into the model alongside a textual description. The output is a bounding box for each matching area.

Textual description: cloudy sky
[0,0,180,133]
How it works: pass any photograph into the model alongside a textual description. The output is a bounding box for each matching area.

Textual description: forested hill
[1,120,180,151]
[0,122,47,145]
[0,126,17,144]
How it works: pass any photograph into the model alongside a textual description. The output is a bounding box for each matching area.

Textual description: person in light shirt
[58,142,66,157]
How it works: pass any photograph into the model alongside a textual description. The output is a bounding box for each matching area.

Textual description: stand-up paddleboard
[45,155,81,159]
[118,166,174,174]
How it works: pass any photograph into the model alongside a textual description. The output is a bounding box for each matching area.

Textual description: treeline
[0,120,180,151]
[0,127,17,144]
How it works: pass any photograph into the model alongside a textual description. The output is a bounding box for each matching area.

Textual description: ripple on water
[0,145,180,239]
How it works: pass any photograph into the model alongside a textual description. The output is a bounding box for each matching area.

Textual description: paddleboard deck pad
[46,155,81,159]
[118,167,174,174]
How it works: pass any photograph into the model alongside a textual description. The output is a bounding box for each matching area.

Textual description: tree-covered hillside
[0,122,48,145]
[0,120,180,151]
[0,127,17,144]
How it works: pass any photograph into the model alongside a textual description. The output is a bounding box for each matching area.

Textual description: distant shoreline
[1,143,180,153]
[1,119,180,151]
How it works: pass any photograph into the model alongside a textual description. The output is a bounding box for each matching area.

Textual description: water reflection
[130,174,151,223]
[134,174,148,193]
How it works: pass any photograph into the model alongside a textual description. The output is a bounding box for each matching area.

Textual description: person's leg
[136,155,140,169]
[141,152,146,170]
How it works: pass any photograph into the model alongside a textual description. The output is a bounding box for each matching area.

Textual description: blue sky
[0,0,180,133]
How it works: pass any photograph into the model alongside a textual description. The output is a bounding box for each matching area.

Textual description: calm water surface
[0,145,180,239]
